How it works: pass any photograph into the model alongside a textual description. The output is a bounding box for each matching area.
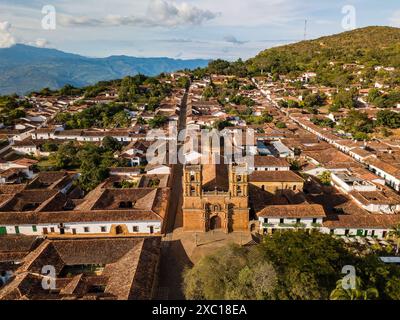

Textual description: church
[182,162,250,233]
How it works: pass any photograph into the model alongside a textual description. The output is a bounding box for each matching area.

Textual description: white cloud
[223,35,246,45]
[0,21,16,48]
[59,0,218,28]
[389,11,400,27]
[27,38,50,48]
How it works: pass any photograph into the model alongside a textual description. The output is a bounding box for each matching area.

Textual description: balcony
[263,222,308,229]
[278,222,307,228]
[263,223,275,228]
[203,190,230,196]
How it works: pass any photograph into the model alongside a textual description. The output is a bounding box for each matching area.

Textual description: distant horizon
[4,43,213,62]
[5,25,398,62]
[2,0,400,60]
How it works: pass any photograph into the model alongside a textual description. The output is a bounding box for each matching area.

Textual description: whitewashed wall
[3,220,162,236]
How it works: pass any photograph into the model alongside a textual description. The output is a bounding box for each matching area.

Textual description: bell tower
[229,163,248,197]
[183,165,202,197]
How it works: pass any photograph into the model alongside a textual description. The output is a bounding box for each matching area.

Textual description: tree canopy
[183,231,400,300]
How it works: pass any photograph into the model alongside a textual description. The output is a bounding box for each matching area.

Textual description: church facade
[182,163,250,233]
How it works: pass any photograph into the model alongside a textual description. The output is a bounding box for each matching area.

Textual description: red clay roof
[257,204,326,218]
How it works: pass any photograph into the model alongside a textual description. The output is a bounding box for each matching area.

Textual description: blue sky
[0,0,399,60]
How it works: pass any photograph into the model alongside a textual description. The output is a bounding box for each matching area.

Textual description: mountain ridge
[0,44,209,95]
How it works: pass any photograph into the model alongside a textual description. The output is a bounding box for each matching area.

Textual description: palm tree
[330,277,379,300]
[389,224,400,255]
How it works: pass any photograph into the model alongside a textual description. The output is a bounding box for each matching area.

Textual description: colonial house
[365,158,400,192]
[11,139,38,156]
[249,156,290,172]
[249,170,304,194]
[145,164,171,175]
[0,237,161,300]
[0,235,43,288]
[0,180,170,237]
[0,159,37,180]
[0,169,27,185]
[51,129,147,143]
[119,140,152,167]
[330,169,400,214]
[257,204,326,234]
[26,171,78,194]
[349,187,400,214]
[31,127,60,140]
[109,167,141,177]
[321,215,400,239]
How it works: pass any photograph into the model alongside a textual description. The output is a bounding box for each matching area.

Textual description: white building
[257,204,326,234]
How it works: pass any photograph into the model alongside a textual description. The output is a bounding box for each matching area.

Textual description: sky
[0,0,400,60]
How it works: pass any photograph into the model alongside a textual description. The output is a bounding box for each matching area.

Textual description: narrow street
[163,88,188,234]
[157,87,189,300]
[157,85,253,299]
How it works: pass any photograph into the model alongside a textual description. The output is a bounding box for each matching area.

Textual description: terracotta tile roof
[253,156,290,167]
[12,139,37,147]
[257,204,326,218]
[202,162,230,192]
[90,188,158,211]
[27,171,75,191]
[109,167,141,175]
[304,149,354,166]
[0,235,41,254]
[250,170,304,183]
[349,147,374,158]
[0,238,161,300]
[12,158,38,167]
[323,214,400,229]
[0,186,170,225]
[366,158,400,178]
[0,190,59,212]
[349,187,400,206]
[0,168,24,178]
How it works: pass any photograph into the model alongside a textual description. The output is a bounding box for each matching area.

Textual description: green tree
[112,110,131,128]
[275,122,287,129]
[389,224,400,255]
[52,142,79,169]
[148,115,168,129]
[332,89,358,109]
[102,136,122,152]
[376,110,400,129]
[330,278,379,300]
[41,142,59,152]
[280,269,322,300]
[213,120,234,131]
[318,171,332,186]
[340,110,375,134]
[226,262,278,300]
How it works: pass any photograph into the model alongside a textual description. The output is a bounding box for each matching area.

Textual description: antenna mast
[304,19,308,41]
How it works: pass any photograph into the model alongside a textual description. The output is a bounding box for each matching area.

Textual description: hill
[204,26,400,87]
[246,26,400,84]
[0,44,209,95]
